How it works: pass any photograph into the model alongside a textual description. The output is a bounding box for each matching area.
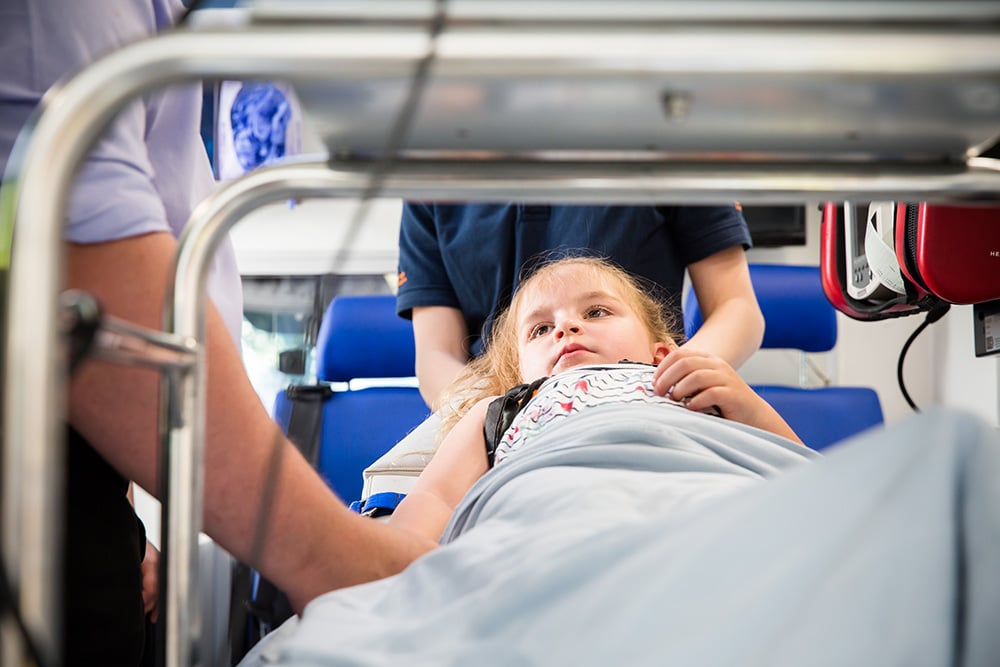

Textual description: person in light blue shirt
[0,1,433,663]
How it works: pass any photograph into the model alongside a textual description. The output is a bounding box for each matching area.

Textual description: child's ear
[651,341,673,363]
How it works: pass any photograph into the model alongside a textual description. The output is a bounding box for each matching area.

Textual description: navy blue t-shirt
[396,204,751,356]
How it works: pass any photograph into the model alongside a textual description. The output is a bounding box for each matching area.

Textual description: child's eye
[529,323,553,339]
[585,306,610,318]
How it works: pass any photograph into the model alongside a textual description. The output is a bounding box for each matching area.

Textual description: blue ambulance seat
[272,294,431,505]
[685,263,884,450]
[234,295,432,662]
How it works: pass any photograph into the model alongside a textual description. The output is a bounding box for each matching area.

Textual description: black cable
[237,1,449,651]
[897,302,951,412]
[324,0,449,278]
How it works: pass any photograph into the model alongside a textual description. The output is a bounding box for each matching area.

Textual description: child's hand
[651,348,760,422]
[650,348,802,443]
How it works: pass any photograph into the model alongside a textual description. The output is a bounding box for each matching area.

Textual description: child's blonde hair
[438,255,680,437]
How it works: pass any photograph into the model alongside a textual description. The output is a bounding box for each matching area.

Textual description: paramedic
[0,1,433,664]
[396,202,764,409]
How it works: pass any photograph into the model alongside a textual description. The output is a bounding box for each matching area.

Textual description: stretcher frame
[2,3,1000,665]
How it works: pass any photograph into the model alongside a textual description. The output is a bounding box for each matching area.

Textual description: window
[240,274,393,411]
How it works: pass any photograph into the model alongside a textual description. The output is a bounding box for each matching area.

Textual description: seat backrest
[685,264,883,450]
[273,294,430,504]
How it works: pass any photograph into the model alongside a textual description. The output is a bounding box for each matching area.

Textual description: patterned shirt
[494,363,693,466]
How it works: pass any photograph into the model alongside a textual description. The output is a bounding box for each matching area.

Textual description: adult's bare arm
[411,305,470,410]
[684,246,765,369]
[65,232,435,612]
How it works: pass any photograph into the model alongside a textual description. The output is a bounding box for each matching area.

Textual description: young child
[390,256,801,542]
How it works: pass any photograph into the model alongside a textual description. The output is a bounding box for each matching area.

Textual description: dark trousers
[63,427,148,666]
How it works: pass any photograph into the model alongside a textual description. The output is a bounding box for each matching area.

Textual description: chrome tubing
[170,155,1000,213]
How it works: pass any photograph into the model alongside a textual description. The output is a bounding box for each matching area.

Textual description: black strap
[283,384,333,467]
[228,384,332,663]
[227,561,255,665]
[483,377,548,467]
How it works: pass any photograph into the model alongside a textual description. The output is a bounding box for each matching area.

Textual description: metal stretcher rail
[2,7,1000,666]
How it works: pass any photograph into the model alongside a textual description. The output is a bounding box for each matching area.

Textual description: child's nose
[555,320,581,339]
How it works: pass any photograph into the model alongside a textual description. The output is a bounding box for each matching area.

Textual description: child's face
[515,265,670,382]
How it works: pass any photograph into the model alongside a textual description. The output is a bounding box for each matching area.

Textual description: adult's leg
[63,427,146,666]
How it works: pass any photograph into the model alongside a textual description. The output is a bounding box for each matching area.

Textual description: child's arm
[651,349,804,444]
[389,397,495,541]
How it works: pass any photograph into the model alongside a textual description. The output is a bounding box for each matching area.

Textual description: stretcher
[2,2,999,665]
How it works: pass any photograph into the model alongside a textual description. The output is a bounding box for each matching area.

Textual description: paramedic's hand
[651,348,803,443]
[141,539,159,623]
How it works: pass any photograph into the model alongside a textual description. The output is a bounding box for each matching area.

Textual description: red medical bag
[820,201,1000,321]
[895,203,1000,305]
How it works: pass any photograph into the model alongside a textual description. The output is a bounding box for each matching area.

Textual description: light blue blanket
[246,406,1000,666]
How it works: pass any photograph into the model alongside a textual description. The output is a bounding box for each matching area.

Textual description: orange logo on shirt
[397,271,408,287]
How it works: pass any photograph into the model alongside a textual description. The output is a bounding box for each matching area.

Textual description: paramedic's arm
[65,233,435,613]
[683,246,764,369]
[390,398,492,541]
[411,305,470,410]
